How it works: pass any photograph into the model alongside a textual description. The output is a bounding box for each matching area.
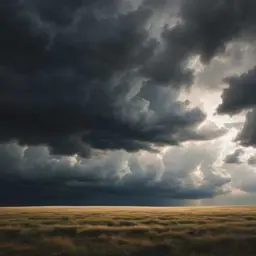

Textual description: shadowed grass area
[0,206,256,255]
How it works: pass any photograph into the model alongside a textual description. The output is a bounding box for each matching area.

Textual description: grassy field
[0,206,256,256]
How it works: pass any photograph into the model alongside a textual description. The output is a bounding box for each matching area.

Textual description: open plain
[0,206,256,256]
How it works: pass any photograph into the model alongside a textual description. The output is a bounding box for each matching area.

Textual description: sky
[1,0,256,206]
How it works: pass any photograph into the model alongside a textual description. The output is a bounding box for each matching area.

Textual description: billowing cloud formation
[218,67,256,114]
[1,0,256,206]
[196,42,256,89]
[145,0,256,88]
[0,0,216,157]
[0,141,231,205]
[2,0,256,156]
[217,66,256,149]
[225,163,256,194]
[236,109,256,147]
[179,0,256,60]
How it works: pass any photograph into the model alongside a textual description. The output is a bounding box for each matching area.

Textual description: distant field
[0,206,256,256]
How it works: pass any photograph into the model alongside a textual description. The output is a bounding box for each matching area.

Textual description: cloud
[224,149,244,164]
[248,155,256,165]
[0,141,231,205]
[143,0,256,87]
[1,0,256,206]
[236,109,256,147]
[2,0,255,156]
[218,67,256,114]
[0,0,221,157]
[226,163,256,194]
[224,122,244,130]
[217,66,256,149]
[178,0,256,61]
[196,42,256,89]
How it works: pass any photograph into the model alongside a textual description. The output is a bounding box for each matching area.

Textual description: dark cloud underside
[0,142,231,206]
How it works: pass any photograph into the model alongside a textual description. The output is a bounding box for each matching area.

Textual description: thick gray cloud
[0,142,231,206]
[0,0,218,157]
[171,0,256,152]
[218,67,256,114]
[178,0,256,61]
[196,42,256,89]
[236,109,256,147]
[217,67,256,148]
[2,0,256,206]
[1,0,255,156]
[143,0,256,87]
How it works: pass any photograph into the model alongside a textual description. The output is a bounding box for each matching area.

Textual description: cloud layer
[1,0,256,205]
[0,0,212,157]
[0,141,231,206]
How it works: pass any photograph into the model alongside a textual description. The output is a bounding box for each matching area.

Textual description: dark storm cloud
[236,109,256,147]
[224,149,244,164]
[0,177,223,206]
[0,0,217,157]
[189,1,256,151]
[0,143,231,206]
[217,67,256,148]
[143,0,256,87]
[218,67,256,114]
[177,0,256,62]
[2,0,255,157]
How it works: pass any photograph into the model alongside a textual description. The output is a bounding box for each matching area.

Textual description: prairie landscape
[0,206,256,256]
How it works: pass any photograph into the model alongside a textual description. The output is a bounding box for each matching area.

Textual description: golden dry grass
[0,206,256,256]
